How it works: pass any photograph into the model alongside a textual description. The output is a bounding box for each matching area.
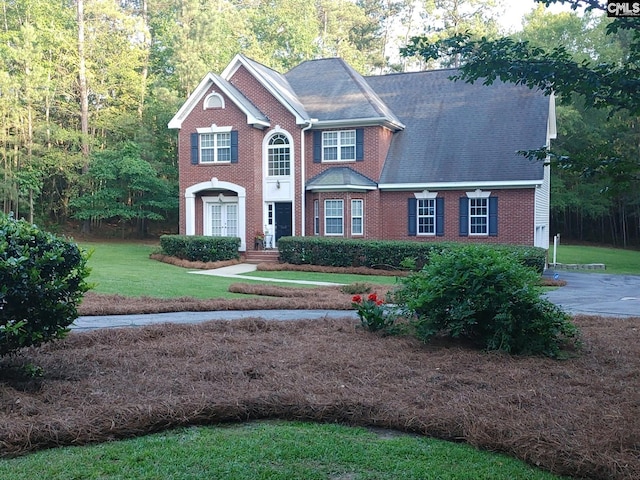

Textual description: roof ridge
[338,59,395,120]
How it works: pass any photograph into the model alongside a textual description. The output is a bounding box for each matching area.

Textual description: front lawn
[1,241,637,479]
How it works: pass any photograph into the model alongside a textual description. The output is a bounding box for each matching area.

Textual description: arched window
[204,93,224,109]
[267,133,290,176]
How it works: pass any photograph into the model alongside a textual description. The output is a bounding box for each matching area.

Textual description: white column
[185,192,195,235]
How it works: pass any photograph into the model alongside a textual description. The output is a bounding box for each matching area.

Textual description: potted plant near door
[254,231,266,250]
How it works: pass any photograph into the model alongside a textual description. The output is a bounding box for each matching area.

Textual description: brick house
[168,54,556,252]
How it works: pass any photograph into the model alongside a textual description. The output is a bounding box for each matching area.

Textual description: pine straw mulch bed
[0,315,638,479]
[77,282,373,316]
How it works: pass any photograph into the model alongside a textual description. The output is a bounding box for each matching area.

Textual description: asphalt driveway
[543,270,640,318]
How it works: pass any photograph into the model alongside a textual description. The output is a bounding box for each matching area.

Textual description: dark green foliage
[277,237,547,273]
[0,214,91,357]
[70,142,178,228]
[160,235,240,262]
[393,245,578,357]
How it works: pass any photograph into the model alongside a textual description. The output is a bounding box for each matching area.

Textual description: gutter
[300,119,317,236]
[377,180,544,191]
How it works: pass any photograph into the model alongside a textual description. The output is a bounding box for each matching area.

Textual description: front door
[274,202,292,242]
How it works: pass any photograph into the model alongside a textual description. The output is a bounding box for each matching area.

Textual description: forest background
[1,0,638,246]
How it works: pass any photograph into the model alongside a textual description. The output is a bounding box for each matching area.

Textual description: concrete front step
[244,249,280,264]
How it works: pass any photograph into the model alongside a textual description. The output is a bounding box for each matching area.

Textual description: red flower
[367,293,378,302]
[352,295,362,304]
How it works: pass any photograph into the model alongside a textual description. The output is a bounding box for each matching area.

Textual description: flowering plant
[255,231,266,240]
[352,292,393,332]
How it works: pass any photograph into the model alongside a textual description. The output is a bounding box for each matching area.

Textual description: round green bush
[0,214,91,357]
[393,245,579,357]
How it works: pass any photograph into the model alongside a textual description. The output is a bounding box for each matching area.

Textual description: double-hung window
[351,199,363,235]
[469,197,488,235]
[323,130,356,161]
[459,193,496,237]
[417,199,436,235]
[324,199,344,235]
[200,132,231,163]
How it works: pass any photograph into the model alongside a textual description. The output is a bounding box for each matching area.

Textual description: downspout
[300,119,317,236]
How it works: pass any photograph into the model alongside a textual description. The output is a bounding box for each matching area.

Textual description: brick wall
[305,189,534,245]
[380,189,535,245]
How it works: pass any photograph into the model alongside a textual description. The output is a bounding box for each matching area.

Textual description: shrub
[393,245,578,357]
[277,237,547,273]
[352,293,394,332]
[0,214,91,357]
[340,282,372,295]
[159,235,240,262]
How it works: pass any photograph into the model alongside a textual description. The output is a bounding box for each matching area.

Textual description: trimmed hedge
[1,214,91,357]
[159,235,240,263]
[277,237,547,274]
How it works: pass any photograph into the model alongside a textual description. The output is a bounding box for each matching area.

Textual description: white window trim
[417,198,436,236]
[324,199,344,236]
[322,130,356,162]
[469,197,489,236]
[465,189,491,199]
[267,133,291,177]
[351,199,363,236]
[197,124,232,134]
[201,194,239,237]
[203,93,225,110]
[313,200,319,236]
[414,190,438,200]
[198,131,231,164]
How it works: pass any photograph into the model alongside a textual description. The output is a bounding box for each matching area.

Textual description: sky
[499,0,575,32]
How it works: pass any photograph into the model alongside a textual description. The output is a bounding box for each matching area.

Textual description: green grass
[82,242,402,297]
[82,242,291,298]
[551,244,640,275]
[0,421,568,480]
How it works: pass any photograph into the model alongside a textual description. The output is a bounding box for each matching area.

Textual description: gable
[168,72,269,130]
[222,54,310,125]
[285,58,404,130]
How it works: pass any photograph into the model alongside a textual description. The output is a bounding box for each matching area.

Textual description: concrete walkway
[189,263,345,286]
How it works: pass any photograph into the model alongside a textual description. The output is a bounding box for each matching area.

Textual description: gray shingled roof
[365,69,548,184]
[306,167,377,191]
[285,58,403,128]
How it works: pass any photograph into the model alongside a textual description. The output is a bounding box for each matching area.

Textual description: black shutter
[489,196,498,236]
[436,197,444,236]
[459,197,469,236]
[355,128,364,161]
[313,131,322,163]
[190,133,199,165]
[408,198,417,236]
[230,130,238,163]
